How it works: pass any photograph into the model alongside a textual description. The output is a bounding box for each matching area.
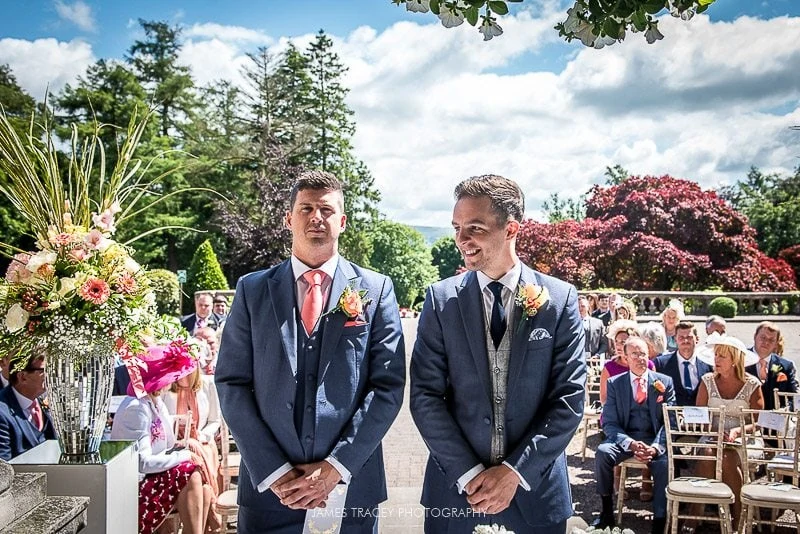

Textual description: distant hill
[413,226,452,245]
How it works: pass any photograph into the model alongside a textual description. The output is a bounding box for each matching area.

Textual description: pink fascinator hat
[126,341,198,396]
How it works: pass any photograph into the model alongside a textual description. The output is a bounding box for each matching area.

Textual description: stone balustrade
[579,291,800,316]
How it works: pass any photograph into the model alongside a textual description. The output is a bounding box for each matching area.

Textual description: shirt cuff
[257,462,293,493]
[652,443,665,456]
[502,461,530,491]
[456,464,485,494]
[326,456,351,484]
[621,437,633,452]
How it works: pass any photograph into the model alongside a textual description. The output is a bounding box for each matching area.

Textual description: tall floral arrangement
[0,106,194,370]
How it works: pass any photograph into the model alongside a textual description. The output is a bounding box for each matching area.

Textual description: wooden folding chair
[738,408,800,534]
[580,360,604,462]
[663,405,735,534]
[616,456,649,524]
[774,389,800,412]
[217,416,240,533]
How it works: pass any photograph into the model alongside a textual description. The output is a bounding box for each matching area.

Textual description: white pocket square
[529,328,552,341]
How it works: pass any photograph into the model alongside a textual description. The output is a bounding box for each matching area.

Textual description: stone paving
[378,316,800,533]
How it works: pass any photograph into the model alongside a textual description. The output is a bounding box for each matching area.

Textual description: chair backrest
[585,358,603,407]
[773,389,800,411]
[663,405,727,481]
[172,410,192,449]
[739,408,800,485]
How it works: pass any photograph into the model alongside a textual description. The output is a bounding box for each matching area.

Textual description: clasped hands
[629,440,658,462]
[271,461,341,510]
[464,465,521,515]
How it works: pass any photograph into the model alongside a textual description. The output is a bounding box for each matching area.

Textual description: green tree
[604,164,630,186]
[146,268,181,316]
[126,19,196,138]
[0,65,37,254]
[368,220,437,307]
[542,192,585,223]
[186,239,229,301]
[431,236,463,279]
[720,166,800,257]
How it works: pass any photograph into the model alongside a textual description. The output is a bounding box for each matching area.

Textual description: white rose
[144,292,156,306]
[26,250,57,273]
[124,257,141,274]
[5,303,29,333]
[47,301,61,310]
[58,277,77,297]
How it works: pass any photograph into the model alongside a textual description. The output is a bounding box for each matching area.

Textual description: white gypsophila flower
[645,23,664,43]
[26,250,58,273]
[5,303,29,333]
[405,0,430,13]
[478,16,503,40]
[439,4,465,27]
[474,525,515,534]
[144,291,156,307]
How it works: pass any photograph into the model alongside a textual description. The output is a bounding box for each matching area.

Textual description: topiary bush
[186,239,229,304]
[708,296,737,319]
[147,269,181,316]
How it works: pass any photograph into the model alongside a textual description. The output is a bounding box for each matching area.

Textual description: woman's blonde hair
[169,365,202,393]
[607,319,640,341]
[660,298,685,322]
[714,345,745,382]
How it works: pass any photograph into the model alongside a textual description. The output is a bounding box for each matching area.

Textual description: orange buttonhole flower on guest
[79,277,111,305]
[341,290,364,317]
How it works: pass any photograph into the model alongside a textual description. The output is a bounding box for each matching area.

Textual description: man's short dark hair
[10,354,44,385]
[213,295,228,304]
[290,170,344,210]
[454,174,524,224]
[675,321,697,337]
[598,294,610,301]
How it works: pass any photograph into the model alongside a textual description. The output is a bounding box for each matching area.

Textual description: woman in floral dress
[111,343,212,534]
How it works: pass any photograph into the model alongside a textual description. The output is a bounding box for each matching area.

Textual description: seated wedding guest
[693,334,763,532]
[705,315,727,336]
[579,295,608,358]
[212,295,228,326]
[163,365,222,531]
[639,322,668,360]
[0,353,10,388]
[193,327,219,375]
[599,320,654,405]
[587,292,599,314]
[614,299,638,322]
[593,337,675,534]
[181,292,221,335]
[593,293,613,327]
[660,299,685,352]
[110,343,212,534]
[0,354,56,460]
[745,321,798,410]
[654,321,711,407]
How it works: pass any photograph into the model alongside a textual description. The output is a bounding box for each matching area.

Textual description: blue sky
[2,1,800,226]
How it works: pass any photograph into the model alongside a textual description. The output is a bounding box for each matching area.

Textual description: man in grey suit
[411,175,586,533]
[215,171,406,533]
[579,295,608,358]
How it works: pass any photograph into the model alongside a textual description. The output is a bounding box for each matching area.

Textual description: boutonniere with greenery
[326,285,372,319]
[771,364,783,374]
[653,379,666,393]
[515,283,549,319]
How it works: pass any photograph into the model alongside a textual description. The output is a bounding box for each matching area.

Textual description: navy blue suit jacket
[602,372,675,449]
[746,354,799,410]
[654,351,712,406]
[0,386,56,460]
[410,265,587,527]
[215,258,405,512]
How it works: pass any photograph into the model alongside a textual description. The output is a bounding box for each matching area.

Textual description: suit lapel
[319,260,357,382]
[620,375,632,428]
[7,391,40,448]
[507,266,537,399]
[647,375,660,427]
[269,261,299,376]
[457,272,492,402]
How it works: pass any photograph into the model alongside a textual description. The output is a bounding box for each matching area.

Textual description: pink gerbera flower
[117,273,138,295]
[79,277,111,305]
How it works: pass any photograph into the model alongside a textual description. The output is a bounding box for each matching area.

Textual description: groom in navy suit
[215,171,405,533]
[411,175,586,533]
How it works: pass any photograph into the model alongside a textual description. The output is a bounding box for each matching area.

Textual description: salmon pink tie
[635,377,647,404]
[30,401,43,431]
[302,270,324,334]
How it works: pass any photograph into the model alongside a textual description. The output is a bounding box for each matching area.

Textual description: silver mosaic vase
[45,345,115,457]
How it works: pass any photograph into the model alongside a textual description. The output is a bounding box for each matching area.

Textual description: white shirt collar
[291,254,339,283]
[629,370,650,389]
[11,386,35,412]
[677,353,698,366]
[476,262,522,294]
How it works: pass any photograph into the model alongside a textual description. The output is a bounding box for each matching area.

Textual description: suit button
[320,400,327,406]
[308,374,315,381]
[306,406,313,413]
[497,425,504,433]
[495,396,503,404]
[286,402,293,410]
[494,367,500,374]
[484,417,491,425]
[305,435,313,443]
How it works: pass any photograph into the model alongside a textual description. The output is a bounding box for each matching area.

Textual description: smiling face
[452,195,518,280]
[286,188,346,266]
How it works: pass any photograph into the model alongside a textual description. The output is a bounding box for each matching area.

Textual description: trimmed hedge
[147,269,181,316]
[708,296,737,318]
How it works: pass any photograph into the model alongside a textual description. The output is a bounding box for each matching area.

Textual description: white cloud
[0,38,95,97]
[184,23,274,45]
[54,0,96,32]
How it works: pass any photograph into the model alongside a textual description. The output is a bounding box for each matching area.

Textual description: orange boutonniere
[326,285,371,320]
[515,283,549,319]
[656,395,664,403]
[777,372,789,383]
[653,380,666,393]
